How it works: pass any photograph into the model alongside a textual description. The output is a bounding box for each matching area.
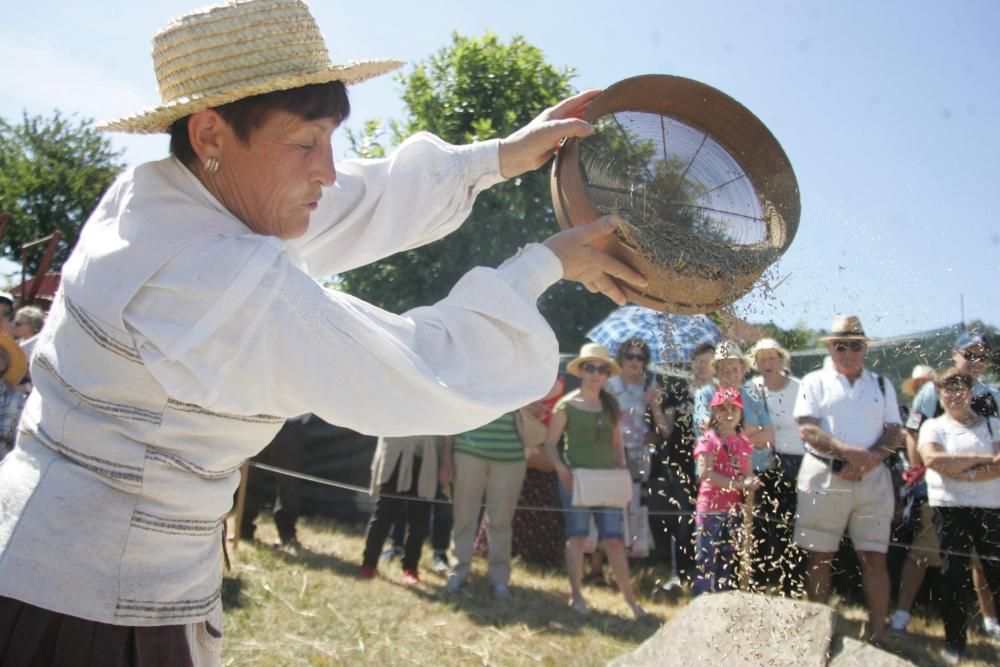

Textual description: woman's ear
[187,109,227,165]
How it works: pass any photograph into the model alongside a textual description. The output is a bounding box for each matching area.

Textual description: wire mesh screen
[579,111,784,276]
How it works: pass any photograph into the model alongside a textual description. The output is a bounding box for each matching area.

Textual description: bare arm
[543,408,571,490]
[612,422,626,469]
[919,440,996,478]
[747,424,776,450]
[798,417,888,479]
[696,451,756,493]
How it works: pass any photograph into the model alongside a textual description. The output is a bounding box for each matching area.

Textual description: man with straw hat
[793,315,903,646]
[0,0,647,663]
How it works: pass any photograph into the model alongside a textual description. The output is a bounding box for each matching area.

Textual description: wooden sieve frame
[551,74,800,314]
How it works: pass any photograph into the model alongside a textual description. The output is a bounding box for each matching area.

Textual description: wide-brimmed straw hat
[0,333,27,387]
[746,337,790,370]
[818,314,872,342]
[901,364,936,397]
[566,343,621,378]
[98,0,404,134]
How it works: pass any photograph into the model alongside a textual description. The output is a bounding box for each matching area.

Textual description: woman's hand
[438,459,453,488]
[556,463,573,493]
[498,90,601,179]
[543,216,647,306]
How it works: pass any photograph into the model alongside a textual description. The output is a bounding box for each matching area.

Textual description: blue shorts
[557,478,625,541]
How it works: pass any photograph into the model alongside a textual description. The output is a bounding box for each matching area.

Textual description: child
[692,387,760,595]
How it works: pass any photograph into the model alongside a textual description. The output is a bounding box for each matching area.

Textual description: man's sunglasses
[961,350,989,363]
[832,341,865,352]
[581,363,611,375]
[623,353,647,362]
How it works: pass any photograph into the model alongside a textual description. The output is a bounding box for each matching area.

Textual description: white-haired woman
[0,1,645,663]
[747,338,806,595]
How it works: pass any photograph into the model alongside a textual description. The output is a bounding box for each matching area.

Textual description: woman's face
[691,350,714,384]
[579,361,611,390]
[215,110,338,240]
[621,345,647,378]
[715,358,745,388]
[939,382,973,414]
[755,349,784,377]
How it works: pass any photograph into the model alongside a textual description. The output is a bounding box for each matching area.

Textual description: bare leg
[896,557,928,614]
[973,557,998,621]
[806,550,835,603]
[858,550,890,642]
[566,537,587,607]
[604,538,644,617]
[604,539,636,605]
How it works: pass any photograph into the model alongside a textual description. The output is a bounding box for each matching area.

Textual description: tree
[339,33,617,350]
[0,111,125,274]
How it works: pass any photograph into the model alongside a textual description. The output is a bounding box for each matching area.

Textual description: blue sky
[2,0,997,339]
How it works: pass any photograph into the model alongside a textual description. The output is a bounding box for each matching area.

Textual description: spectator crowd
[2,294,997,665]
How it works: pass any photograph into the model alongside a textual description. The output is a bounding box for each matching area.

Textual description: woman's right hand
[556,464,573,493]
[543,216,647,306]
[439,460,453,488]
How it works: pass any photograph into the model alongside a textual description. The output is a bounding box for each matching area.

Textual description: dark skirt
[0,596,193,667]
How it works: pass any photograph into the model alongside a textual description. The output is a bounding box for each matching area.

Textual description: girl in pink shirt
[692,387,760,595]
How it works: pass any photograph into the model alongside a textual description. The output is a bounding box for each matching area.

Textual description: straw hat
[746,337,790,369]
[818,314,872,342]
[901,364,936,397]
[566,343,621,378]
[98,0,404,134]
[0,334,27,387]
[711,340,746,370]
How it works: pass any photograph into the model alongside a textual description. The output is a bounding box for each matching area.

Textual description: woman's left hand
[498,90,601,178]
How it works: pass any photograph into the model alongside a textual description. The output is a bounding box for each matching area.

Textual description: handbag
[571,468,632,508]
[514,408,548,449]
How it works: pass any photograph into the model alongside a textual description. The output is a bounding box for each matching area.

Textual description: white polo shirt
[794,366,901,450]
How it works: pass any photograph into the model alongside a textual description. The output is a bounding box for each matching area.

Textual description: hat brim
[98,59,404,134]
[0,335,27,387]
[567,357,621,378]
[818,334,873,342]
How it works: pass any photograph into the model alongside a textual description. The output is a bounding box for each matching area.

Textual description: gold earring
[204,156,221,174]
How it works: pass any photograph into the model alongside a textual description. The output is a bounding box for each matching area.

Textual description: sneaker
[568,598,590,616]
[357,564,377,580]
[583,572,607,587]
[889,609,910,634]
[401,568,420,586]
[983,618,1000,640]
[941,648,961,665]
[493,583,510,600]
[444,574,464,594]
[432,551,451,573]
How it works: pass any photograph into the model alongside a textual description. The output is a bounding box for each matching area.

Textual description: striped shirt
[454,412,525,462]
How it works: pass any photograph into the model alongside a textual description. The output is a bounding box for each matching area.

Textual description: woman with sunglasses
[544,343,646,619]
[918,367,1000,665]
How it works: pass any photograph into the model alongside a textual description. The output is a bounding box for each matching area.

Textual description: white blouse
[919,415,1000,508]
[0,132,563,627]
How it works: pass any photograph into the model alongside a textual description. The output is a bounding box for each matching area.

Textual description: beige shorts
[794,452,894,553]
[906,501,943,568]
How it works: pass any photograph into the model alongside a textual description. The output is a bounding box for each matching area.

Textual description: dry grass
[221,516,1000,666]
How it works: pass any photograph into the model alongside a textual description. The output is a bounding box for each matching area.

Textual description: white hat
[901,364,936,396]
[99,0,403,134]
[566,343,621,378]
[711,341,746,370]
[746,337,790,369]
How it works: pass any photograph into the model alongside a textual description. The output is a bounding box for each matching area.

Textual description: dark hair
[169,81,351,167]
[598,388,620,425]
[935,367,974,391]
[616,338,651,367]
[692,342,716,359]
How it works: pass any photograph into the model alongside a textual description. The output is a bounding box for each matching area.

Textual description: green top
[557,400,616,469]
[453,412,525,462]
